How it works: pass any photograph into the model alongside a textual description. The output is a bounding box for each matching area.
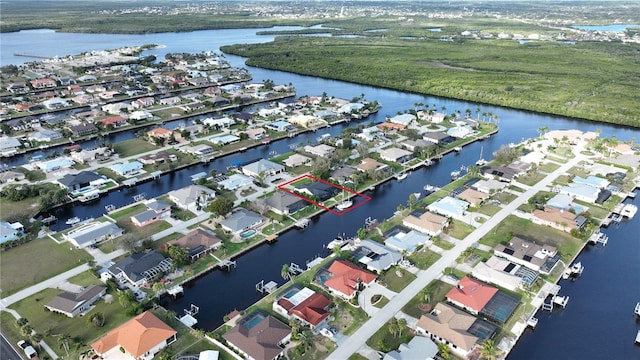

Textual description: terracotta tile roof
[446,276,497,312]
[324,260,377,297]
[91,311,176,358]
[289,293,331,327]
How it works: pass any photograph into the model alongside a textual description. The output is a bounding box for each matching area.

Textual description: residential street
[328,151,585,359]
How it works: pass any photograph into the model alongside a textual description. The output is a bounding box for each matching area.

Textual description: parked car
[17,340,37,358]
[319,327,333,338]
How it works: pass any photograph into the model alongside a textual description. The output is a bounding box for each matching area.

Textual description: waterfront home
[132,97,155,108]
[545,193,575,211]
[204,116,235,128]
[146,128,175,142]
[384,229,430,254]
[402,211,449,237]
[456,188,489,206]
[422,131,455,145]
[388,113,416,127]
[42,97,69,110]
[223,311,291,360]
[101,102,133,114]
[296,181,337,202]
[351,239,403,273]
[0,168,25,183]
[97,116,128,128]
[265,191,306,215]
[179,144,215,157]
[44,284,106,318]
[168,184,216,211]
[532,206,587,233]
[91,311,177,360]
[382,336,438,360]
[108,250,172,286]
[427,196,469,219]
[445,276,497,315]
[0,221,25,244]
[544,129,585,145]
[6,83,29,93]
[416,302,496,359]
[337,102,365,114]
[303,143,336,158]
[63,221,123,249]
[68,123,99,137]
[264,120,294,132]
[558,183,600,203]
[494,236,559,274]
[130,110,153,122]
[572,175,610,189]
[56,171,103,193]
[0,136,22,155]
[131,199,171,228]
[402,139,434,152]
[242,159,285,178]
[330,166,357,184]
[356,157,388,173]
[446,125,474,139]
[244,127,266,140]
[482,165,518,183]
[217,173,253,191]
[27,129,63,142]
[159,96,182,106]
[167,228,221,261]
[472,256,526,292]
[110,161,143,177]
[282,153,311,168]
[272,285,332,328]
[319,259,377,300]
[139,151,178,165]
[77,74,97,82]
[32,157,75,173]
[288,114,323,128]
[210,134,240,145]
[378,147,414,163]
[356,125,382,142]
[71,146,110,164]
[220,209,263,234]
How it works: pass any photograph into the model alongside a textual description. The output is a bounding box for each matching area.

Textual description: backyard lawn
[0,237,92,296]
[112,138,159,157]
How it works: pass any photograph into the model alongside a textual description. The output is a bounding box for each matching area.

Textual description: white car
[319,328,333,338]
[17,340,37,358]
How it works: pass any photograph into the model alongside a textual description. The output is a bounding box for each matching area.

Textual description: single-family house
[203,116,235,128]
[131,199,171,227]
[388,113,416,126]
[0,136,22,155]
[356,157,388,173]
[242,159,284,178]
[330,166,356,184]
[472,179,507,194]
[71,147,110,164]
[139,151,177,165]
[223,311,291,360]
[265,191,306,215]
[445,276,497,315]
[264,120,294,132]
[303,144,335,158]
[27,129,63,142]
[57,171,103,193]
[456,188,489,206]
[352,239,403,273]
[423,131,455,145]
[108,251,172,286]
[416,302,496,359]
[30,78,57,89]
[217,173,253,191]
[482,165,518,182]
[179,144,215,157]
[296,181,337,202]
[91,311,177,360]
[447,125,474,139]
[159,96,182,106]
[532,206,587,233]
[337,102,364,114]
[427,196,469,219]
[167,228,221,261]
[129,110,153,122]
[33,157,75,173]
[272,285,331,328]
[220,209,264,234]
[97,116,128,128]
[244,127,266,140]
[110,161,143,176]
[471,256,524,292]
[378,147,413,163]
[403,211,449,237]
[42,97,69,110]
[283,153,311,168]
[288,114,322,128]
[320,259,377,300]
[0,168,25,183]
[45,285,106,318]
[63,221,123,248]
[168,184,216,211]
[101,102,132,115]
[558,183,600,203]
[384,230,430,254]
[382,336,438,360]
[494,236,558,273]
[0,221,25,244]
[572,175,610,189]
[68,123,99,137]
[210,134,240,145]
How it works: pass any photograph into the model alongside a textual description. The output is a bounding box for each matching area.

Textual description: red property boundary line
[277,174,372,216]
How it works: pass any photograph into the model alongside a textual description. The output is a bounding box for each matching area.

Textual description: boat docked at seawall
[394,172,408,181]
[562,262,584,280]
[620,204,637,219]
[336,199,353,211]
[634,302,640,317]
[65,216,80,225]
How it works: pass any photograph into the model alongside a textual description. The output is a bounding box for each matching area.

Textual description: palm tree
[58,333,72,356]
[479,339,500,360]
[438,343,451,359]
[281,264,291,281]
[397,318,407,336]
[298,328,314,351]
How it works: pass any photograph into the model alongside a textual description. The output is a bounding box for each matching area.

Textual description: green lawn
[67,270,102,287]
[432,237,455,250]
[517,171,546,186]
[477,203,502,216]
[112,138,159,157]
[401,280,453,318]
[377,267,417,292]
[407,247,442,270]
[0,237,92,296]
[446,219,475,240]
[539,162,561,173]
[366,318,414,353]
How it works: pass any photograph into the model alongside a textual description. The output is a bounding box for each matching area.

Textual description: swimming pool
[240,229,256,239]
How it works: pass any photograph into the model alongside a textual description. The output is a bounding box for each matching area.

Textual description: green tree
[437,343,451,359]
[167,245,189,267]
[207,197,234,217]
[281,264,291,281]
[479,339,500,360]
[88,312,105,328]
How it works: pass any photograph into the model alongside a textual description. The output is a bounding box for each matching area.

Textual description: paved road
[0,332,23,360]
[328,152,585,359]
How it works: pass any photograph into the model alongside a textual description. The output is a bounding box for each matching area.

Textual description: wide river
[2,28,639,359]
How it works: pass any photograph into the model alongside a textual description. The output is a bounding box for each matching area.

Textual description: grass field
[401,280,453,318]
[112,138,159,157]
[377,267,417,292]
[0,237,92,296]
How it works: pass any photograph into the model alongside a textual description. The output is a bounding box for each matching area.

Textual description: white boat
[620,204,637,219]
[450,170,461,180]
[634,302,640,316]
[423,184,440,192]
[475,146,487,166]
[562,262,584,279]
[66,216,80,225]
[336,200,353,211]
[412,192,421,200]
[394,172,408,180]
[327,235,347,250]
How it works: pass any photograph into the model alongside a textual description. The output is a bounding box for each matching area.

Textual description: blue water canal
[2,28,640,359]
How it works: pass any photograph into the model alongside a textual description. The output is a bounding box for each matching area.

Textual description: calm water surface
[2,28,639,359]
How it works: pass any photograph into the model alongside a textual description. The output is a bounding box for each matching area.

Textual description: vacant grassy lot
[366,318,414,352]
[112,138,158,157]
[0,237,92,295]
[407,247,442,270]
[401,280,453,318]
[377,267,417,292]
[446,219,475,240]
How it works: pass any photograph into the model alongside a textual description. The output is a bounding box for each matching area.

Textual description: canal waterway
[2,28,640,359]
